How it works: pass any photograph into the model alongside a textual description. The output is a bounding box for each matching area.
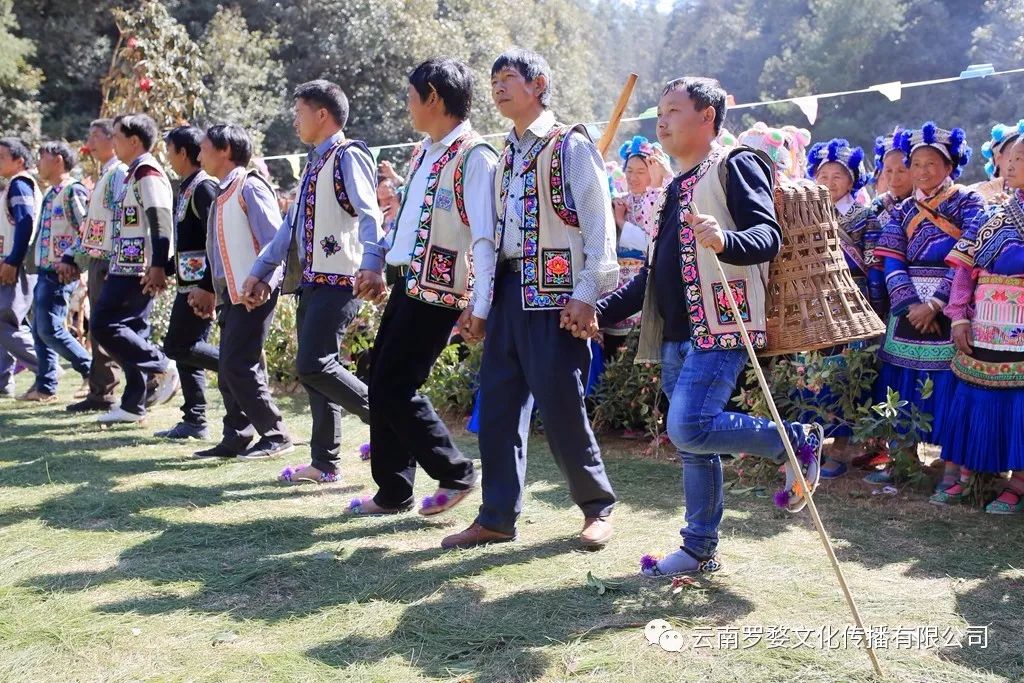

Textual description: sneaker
[15,388,57,403]
[155,422,210,440]
[775,423,824,513]
[237,438,294,461]
[863,470,893,485]
[193,443,240,460]
[66,397,115,413]
[820,459,849,480]
[97,407,145,424]
[0,386,14,399]
[149,367,180,407]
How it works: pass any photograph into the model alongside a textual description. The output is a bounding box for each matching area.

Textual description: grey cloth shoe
[155,422,210,441]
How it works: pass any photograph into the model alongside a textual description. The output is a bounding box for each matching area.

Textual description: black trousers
[217,289,288,451]
[163,291,217,427]
[91,276,168,415]
[85,258,120,402]
[368,278,476,509]
[295,285,370,474]
[474,270,616,535]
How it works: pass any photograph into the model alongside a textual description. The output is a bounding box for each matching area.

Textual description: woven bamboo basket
[761,181,886,356]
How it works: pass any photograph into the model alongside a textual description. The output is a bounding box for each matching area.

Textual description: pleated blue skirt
[940,378,1024,473]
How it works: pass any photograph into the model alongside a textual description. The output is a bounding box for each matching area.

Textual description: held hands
[684,210,725,253]
[906,302,941,335]
[0,263,17,286]
[55,262,80,285]
[951,324,974,356]
[559,298,599,340]
[141,266,168,296]
[188,288,217,319]
[240,275,271,312]
[353,269,388,304]
[457,306,487,344]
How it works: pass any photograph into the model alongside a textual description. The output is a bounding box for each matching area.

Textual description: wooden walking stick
[692,202,884,678]
[596,73,639,157]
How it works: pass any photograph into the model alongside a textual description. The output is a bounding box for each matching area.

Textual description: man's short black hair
[205,123,253,166]
[293,79,350,128]
[89,118,115,138]
[491,48,551,108]
[0,138,35,168]
[662,77,728,134]
[164,126,204,166]
[409,57,473,120]
[39,141,77,171]
[116,113,159,151]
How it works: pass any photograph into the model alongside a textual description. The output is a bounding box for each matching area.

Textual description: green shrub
[591,329,662,437]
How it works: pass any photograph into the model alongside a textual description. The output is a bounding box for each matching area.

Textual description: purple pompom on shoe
[640,554,660,571]
[358,443,372,461]
[797,443,816,467]
[773,488,790,509]
[347,498,362,511]
[279,466,296,482]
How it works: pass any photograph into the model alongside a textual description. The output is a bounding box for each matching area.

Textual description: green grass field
[1,379,1022,682]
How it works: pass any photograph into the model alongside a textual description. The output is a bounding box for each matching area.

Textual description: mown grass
[0,375,1022,683]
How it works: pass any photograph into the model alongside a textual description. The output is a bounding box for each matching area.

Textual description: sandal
[346,496,412,516]
[985,489,1024,515]
[419,485,476,516]
[640,553,723,578]
[929,483,966,506]
[775,423,824,513]
[277,465,339,484]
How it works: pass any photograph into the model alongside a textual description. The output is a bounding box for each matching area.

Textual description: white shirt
[386,120,499,318]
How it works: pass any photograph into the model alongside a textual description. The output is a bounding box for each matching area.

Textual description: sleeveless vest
[0,172,42,264]
[81,161,125,254]
[36,180,84,270]
[175,170,214,293]
[109,157,173,276]
[401,131,494,310]
[214,169,266,305]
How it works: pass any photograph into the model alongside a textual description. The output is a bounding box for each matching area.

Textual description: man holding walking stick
[597,77,824,577]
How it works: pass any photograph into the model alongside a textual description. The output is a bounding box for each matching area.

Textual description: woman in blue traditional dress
[931,137,1024,513]
[873,122,985,492]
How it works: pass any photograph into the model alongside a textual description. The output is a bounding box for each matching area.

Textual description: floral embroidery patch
[85,219,107,246]
[712,279,750,324]
[52,233,75,259]
[123,206,140,227]
[177,250,207,284]
[541,249,573,289]
[435,188,454,212]
[425,246,456,287]
[116,237,145,265]
[320,234,342,257]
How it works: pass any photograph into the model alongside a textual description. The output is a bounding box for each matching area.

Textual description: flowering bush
[591,329,662,437]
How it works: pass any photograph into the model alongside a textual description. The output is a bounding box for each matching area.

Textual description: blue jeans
[32,270,91,395]
[661,340,804,558]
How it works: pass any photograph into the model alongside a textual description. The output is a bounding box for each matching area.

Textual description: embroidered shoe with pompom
[775,423,824,513]
[640,549,723,578]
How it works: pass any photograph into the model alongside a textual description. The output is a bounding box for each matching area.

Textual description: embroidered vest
[0,172,42,263]
[637,146,770,362]
[215,170,265,305]
[110,157,173,276]
[175,171,213,293]
[300,139,365,288]
[81,162,125,254]
[36,181,84,270]
[494,123,606,310]
[402,132,494,310]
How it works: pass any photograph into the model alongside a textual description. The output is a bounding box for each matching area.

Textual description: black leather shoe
[66,397,115,413]
[237,438,295,461]
[192,443,240,460]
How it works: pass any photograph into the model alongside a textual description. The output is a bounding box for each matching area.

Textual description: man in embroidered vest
[153,126,219,441]
[59,119,128,413]
[91,113,180,425]
[441,48,619,550]
[189,123,292,461]
[597,77,824,579]
[243,80,381,481]
[346,58,491,514]
[0,138,41,398]
[15,141,92,403]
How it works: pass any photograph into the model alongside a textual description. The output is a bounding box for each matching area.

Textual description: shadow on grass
[307,576,754,682]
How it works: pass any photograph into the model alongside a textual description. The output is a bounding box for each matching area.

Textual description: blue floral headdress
[873,127,903,179]
[980,120,1024,178]
[806,138,871,192]
[896,122,972,181]
[618,135,662,163]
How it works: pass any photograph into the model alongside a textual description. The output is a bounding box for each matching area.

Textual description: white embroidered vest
[110,158,173,276]
[81,162,125,254]
[37,181,83,270]
[404,133,492,310]
[215,170,263,305]
[300,140,364,287]
[0,172,42,262]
